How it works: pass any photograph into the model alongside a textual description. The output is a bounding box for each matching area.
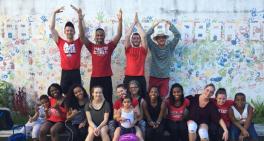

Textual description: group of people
[20,5,259,141]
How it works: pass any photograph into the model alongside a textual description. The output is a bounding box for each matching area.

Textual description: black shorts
[60,69,81,94]
[120,126,136,135]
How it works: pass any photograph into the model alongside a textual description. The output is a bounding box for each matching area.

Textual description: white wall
[0,0,264,103]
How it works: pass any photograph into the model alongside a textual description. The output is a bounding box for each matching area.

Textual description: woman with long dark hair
[165,83,189,141]
[39,83,66,141]
[142,86,166,141]
[65,84,89,141]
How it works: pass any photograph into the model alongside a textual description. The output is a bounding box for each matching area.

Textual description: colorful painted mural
[0,0,264,102]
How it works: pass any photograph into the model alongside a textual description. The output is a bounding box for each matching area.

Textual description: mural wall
[0,0,264,102]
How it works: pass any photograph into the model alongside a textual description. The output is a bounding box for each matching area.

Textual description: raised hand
[134,12,139,24]
[117,9,122,22]
[71,5,84,19]
[165,20,172,27]
[54,6,64,14]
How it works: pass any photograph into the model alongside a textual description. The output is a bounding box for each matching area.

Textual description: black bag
[0,108,13,130]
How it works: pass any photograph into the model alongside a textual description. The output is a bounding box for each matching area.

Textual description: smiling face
[203,86,215,98]
[64,26,75,40]
[49,86,60,98]
[116,87,127,99]
[73,86,84,100]
[172,87,182,101]
[216,93,227,106]
[92,87,103,101]
[149,87,158,101]
[95,29,105,45]
[235,95,246,108]
[129,83,139,97]
[131,34,141,47]
[155,36,167,47]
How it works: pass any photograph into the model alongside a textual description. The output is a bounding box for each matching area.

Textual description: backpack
[8,125,27,141]
[119,133,138,141]
[0,108,13,130]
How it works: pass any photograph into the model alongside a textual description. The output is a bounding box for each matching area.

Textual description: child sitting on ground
[20,95,50,141]
[229,92,258,141]
[112,95,144,141]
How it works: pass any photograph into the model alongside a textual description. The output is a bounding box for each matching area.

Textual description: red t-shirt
[56,37,83,70]
[86,41,116,77]
[47,98,66,122]
[165,98,190,121]
[113,98,139,110]
[213,99,234,127]
[125,46,147,76]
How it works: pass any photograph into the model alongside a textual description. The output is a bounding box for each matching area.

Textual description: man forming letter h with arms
[50,6,84,94]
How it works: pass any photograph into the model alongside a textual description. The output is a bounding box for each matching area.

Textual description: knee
[198,128,209,141]
[50,126,58,136]
[187,120,198,133]
[101,126,109,135]
[40,126,49,136]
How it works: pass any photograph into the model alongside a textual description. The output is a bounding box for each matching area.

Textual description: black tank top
[146,99,161,121]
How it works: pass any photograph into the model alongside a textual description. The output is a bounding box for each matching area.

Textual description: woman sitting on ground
[85,86,110,141]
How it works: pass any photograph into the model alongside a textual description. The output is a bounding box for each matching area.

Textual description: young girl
[109,84,139,138]
[39,83,66,141]
[112,95,144,141]
[142,86,166,141]
[229,93,258,141]
[20,95,50,141]
[211,88,233,141]
[65,84,89,141]
[85,86,110,141]
[165,83,189,141]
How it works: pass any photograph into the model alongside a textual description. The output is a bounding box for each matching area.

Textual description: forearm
[142,103,152,122]
[88,120,97,129]
[244,107,254,129]
[67,112,78,121]
[170,24,181,40]
[145,112,153,122]
[124,22,135,47]
[50,12,56,31]
[219,119,228,132]
[117,20,123,39]
[157,102,166,122]
[233,121,245,131]
[79,17,85,39]
[136,22,146,38]
[146,27,154,38]
[45,110,50,119]
[97,119,108,129]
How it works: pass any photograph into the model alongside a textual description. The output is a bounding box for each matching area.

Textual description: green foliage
[12,111,28,124]
[251,99,264,124]
[0,81,14,109]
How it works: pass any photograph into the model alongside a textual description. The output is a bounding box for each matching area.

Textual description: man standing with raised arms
[79,9,123,112]
[50,6,84,94]
[123,12,147,98]
[146,20,181,99]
